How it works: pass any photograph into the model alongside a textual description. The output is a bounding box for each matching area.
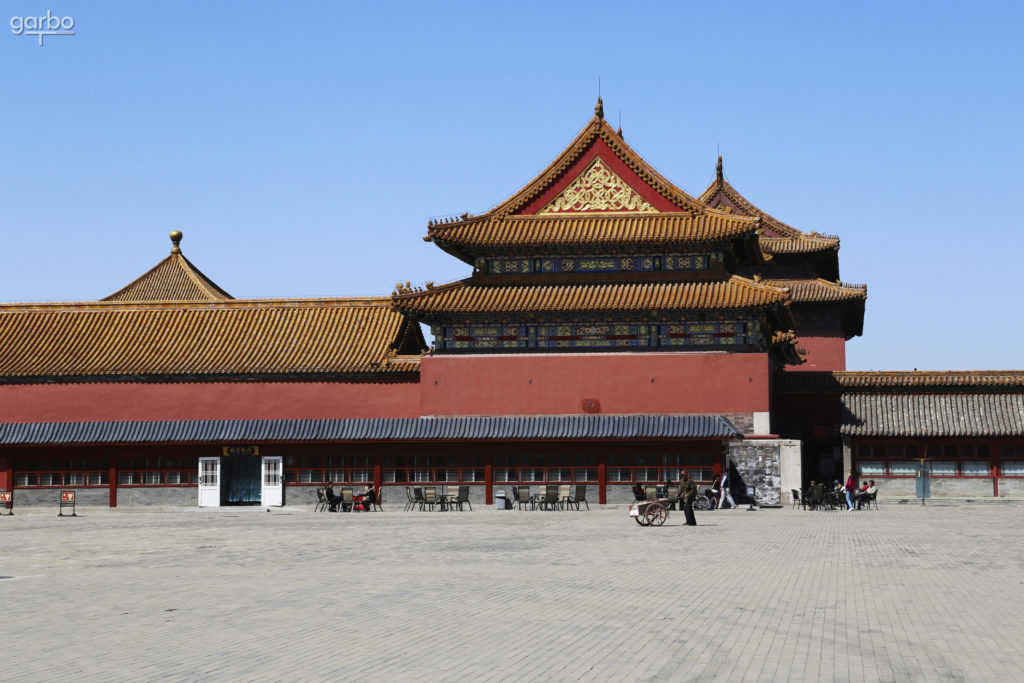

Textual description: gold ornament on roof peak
[538,157,658,214]
[170,230,183,254]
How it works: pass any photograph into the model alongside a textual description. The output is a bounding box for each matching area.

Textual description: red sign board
[0,491,11,503]
[61,491,75,503]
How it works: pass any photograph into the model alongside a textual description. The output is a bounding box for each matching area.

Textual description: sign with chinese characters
[222,446,259,457]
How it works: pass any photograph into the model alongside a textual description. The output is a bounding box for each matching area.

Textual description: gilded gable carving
[538,157,658,214]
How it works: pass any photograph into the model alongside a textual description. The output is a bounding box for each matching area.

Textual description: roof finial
[595,96,604,120]
[716,155,724,188]
[169,230,182,254]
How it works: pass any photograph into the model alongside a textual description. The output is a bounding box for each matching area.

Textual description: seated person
[632,483,645,502]
[857,480,877,509]
[325,482,341,512]
[833,480,844,494]
[363,485,377,510]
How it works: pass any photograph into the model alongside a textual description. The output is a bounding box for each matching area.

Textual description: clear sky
[2,1,1022,371]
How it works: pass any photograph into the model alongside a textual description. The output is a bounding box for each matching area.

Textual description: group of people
[324,482,377,512]
[806,471,877,510]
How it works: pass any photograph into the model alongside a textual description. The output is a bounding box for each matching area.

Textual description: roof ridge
[0,296,401,311]
[433,113,709,226]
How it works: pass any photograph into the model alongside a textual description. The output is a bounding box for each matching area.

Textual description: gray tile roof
[840,393,1024,437]
[0,414,741,445]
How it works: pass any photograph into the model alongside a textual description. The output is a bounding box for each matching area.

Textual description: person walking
[845,470,857,510]
[718,469,736,509]
[681,473,698,526]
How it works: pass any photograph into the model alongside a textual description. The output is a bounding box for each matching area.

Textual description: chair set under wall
[405,486,472,511]
[512,484,589,510]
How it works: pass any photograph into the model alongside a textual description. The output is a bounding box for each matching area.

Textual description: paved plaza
[1,500,1022,682]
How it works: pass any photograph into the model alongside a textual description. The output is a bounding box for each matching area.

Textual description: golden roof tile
[697,157,840,246]
[483,107,709,217]
[763,278,867,304]
[103,231,233,301]
[427,213,762,251]
[0,297,425,380]
[760,236,840,255]
[391,276,791,315]
[778,370,1024,392]
[425,105,758,255]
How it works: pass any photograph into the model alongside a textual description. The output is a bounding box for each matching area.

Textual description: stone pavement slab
[1,503,1022,682]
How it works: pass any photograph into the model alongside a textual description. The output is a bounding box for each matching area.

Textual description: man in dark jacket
[681,474,698,526]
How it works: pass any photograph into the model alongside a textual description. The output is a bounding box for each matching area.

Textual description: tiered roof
[0,233,426,382]
[697,157,840,252]
[393,277,793,316]
[425,100,768,266]
[697,157,865,341]
[407,101,807,365]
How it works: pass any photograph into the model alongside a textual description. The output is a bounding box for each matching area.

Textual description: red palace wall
[788,335,846,372]
[0,380,421,423]
[420,352,772,416]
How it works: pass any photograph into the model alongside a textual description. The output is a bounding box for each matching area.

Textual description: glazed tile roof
[392,277,791,315]
[483,101,708,218]
[760,236,840,255]
[778,370,1024,392]
[0,298,424,381]
[764,279,867,304]
[840,393,1024,437]
[0,414,742,445]
[426,213,762,250]
[424,103,765,258]
[103,232,232,301]
[697,158,841,257]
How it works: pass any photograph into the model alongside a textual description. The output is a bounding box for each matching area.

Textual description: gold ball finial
[170,230,182,253]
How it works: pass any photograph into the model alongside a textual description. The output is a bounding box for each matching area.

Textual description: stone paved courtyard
[1,501,1022,682]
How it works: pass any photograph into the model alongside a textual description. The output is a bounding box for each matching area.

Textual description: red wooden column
[373,463,382,501]
[597,455,607,505]
[0,454,12,492]
[484,461,493,506]
[109,453,118,508]
[992,440,1000,498]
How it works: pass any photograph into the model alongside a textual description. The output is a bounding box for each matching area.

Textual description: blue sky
[2,1,1022,371]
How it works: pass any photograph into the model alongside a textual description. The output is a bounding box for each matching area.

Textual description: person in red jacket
[845,470,857,511]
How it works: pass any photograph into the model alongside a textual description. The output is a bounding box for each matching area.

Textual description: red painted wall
[788,335,846,372]
[0,381,421,423]
[420,352,771,416]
